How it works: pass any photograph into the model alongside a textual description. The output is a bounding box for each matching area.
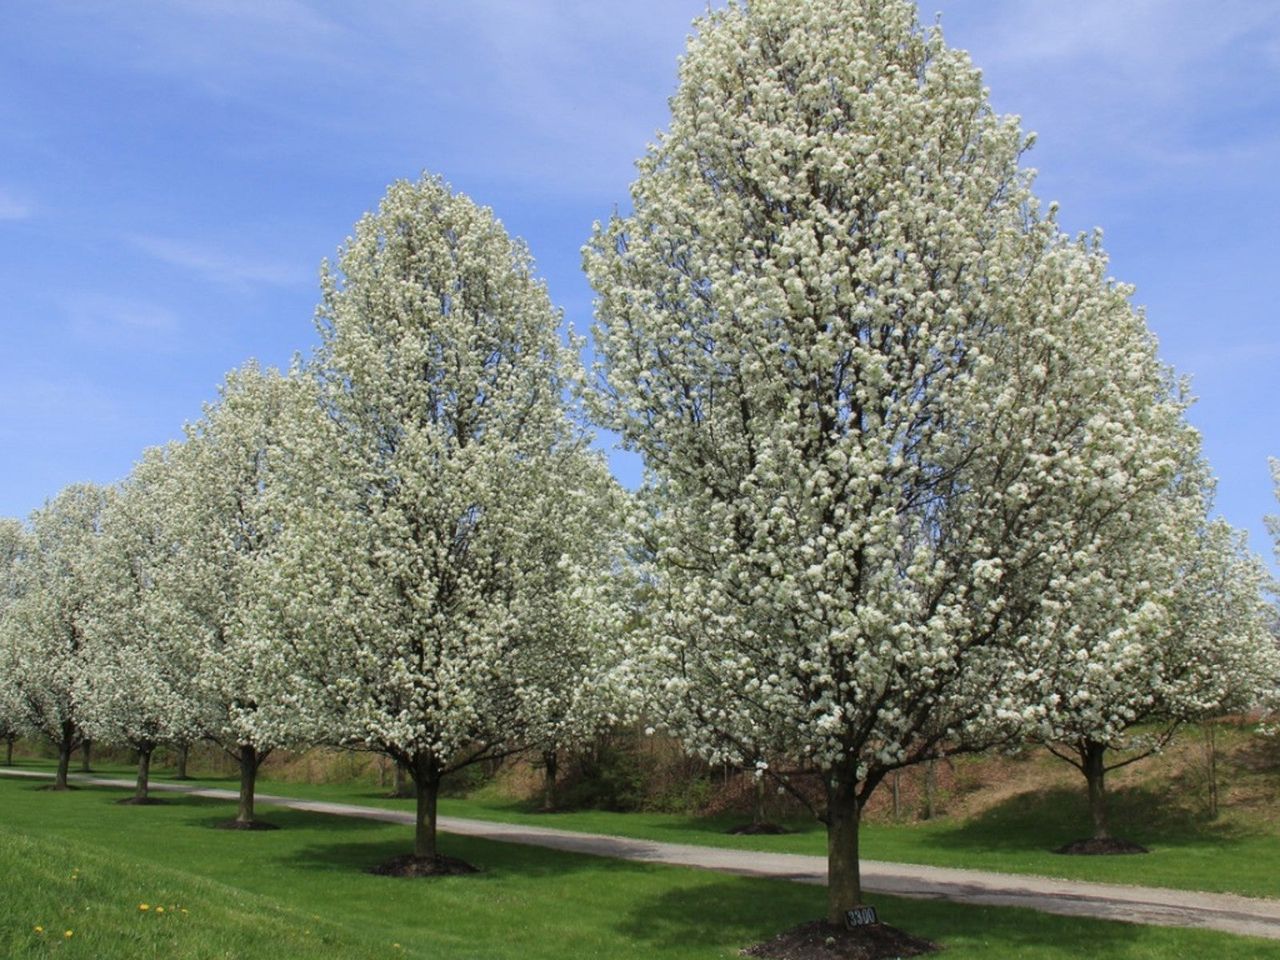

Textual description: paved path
[6,768,1280,941]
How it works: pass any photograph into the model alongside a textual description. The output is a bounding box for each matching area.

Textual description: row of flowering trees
[0,182,631,862]
[1,0,1277,935]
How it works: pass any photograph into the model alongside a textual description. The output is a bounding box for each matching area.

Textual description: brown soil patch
[1054,837,1149,855]
[38,784,78,791]
[366,853,479,878]
[214,819,280,831]
[742,920,939,959]
[116,796,166,806]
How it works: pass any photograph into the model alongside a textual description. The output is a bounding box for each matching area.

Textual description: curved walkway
[5,768,1280,941]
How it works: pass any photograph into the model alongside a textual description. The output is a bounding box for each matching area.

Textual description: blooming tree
[164,363,316,827]
[257,174,624,866]
[1032,460,1279,845]
[0,485,108,789]
[586,0,1196,922]
[504,461,633,810]
[0,517,33,765]
[74,444,209,803]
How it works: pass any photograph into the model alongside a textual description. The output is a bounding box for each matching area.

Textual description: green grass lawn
[2,775,1277,959]
[8,745,1280,900]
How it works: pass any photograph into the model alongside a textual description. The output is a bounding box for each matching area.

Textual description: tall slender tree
[587,0,1199,924]
[74,444,209,804]
[165,363,314,828]
[1,485,108,789]
[255,174,624,870]
[0,518,33,766]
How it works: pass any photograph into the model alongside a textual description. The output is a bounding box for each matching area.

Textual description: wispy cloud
[319,1,699,197]
[0,374,127,442]
[1174,341,1280,382]
[950,0,1279,89]
[63,295,183,351]
[935,0,1280,203]
[130,234,309,289]
[88,0,349,94]
[0,187,33,221]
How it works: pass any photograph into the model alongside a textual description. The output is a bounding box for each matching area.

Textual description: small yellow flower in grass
[180,908,188,915]
[33,926,43,934]
[156,906,165,914]
[64,930,73,939]
[139,903,150,911]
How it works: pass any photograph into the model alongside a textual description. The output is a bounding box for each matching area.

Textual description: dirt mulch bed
[728,822,793,835]
[1054,837,1149,855]
[366,854,480,878]
[116,796,166,806]
[743,920,940,959]
[214,819,280,831]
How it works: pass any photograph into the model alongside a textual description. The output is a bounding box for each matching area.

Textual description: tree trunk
[80,739,92,773]
[753,774,768,826]
[1205,721,1219,819]
[55,721,76,789]
[1083,740,1110,840]
[923,758,936,820]
[4,734,13,766]
[410,756,442,860]
[236,744,259,824]
[891,770,901,820]
[174,742,190,780]
[542,748,559,812]
[392,759,414,797]
[135,743,154,801]
[825,774,862,925]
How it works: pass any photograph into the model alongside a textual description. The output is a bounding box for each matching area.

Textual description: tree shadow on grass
[660,811,822,839]
[278,829,661,882]
[179,804,396,834]
[924,784,1252,855]
[1231,735,1280,776]
[612,878,1150,956]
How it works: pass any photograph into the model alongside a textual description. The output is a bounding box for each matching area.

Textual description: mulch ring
[1054,837,1149,855]
[727,822,792,835]
[367,853,480,878]
[742,920,940,959]
[116,796,167,806]
[214,819,280,831]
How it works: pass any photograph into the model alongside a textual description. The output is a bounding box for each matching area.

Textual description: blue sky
[1,1,1277,570]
